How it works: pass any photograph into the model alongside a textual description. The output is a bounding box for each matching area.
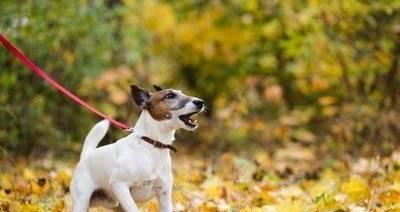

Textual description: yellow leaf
[200,202,218,212]
[20,203,44,212]
[340,176,370,202]
[30,177,50,195]
[311,78,330,91]
[275,200,308,212]
[239,207,251,212]
[143,1,176,34]
[56,169,71,187]
[23,169,35,180]
[201,176,224,200]
[379,190,400,204]
[146,200,159,212]
[322,106,337,117]
[52,200,65,212]
[314,193,343,212]
[0,174,13,191]
[318,96,336,106]
[63,50,75,65]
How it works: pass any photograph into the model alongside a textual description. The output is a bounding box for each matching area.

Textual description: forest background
[1,0,400,211]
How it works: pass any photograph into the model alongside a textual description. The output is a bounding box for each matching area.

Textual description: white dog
[70,84,204,212]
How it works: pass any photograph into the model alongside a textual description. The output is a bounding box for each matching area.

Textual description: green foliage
[0,0,120,153]
[1,0,400,155]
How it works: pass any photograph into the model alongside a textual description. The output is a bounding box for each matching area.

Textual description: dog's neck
[132,110,176,145]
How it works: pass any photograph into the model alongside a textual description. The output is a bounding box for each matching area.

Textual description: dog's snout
[193,100,204,109]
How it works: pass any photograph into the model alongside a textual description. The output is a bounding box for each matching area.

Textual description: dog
[70,84,204,212]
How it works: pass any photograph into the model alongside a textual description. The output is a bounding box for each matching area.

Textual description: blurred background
[1,0,399,157]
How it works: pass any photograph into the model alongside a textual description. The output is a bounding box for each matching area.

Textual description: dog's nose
[193,100,204,109]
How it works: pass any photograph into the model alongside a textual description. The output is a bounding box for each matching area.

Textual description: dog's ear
[130,84,150,109]
[153,85,163,92]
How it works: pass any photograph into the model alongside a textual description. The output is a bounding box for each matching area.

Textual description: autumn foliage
[2,151,400,211]
[1,0,400,211]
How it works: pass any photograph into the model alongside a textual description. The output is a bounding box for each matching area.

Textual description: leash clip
[125,127,134,132]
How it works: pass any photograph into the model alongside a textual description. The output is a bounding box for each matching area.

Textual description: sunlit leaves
[341,176,371,202]
[1,151,400,210]
[0,1,399,210]
[379,190,400,205]
[0,160,72,211]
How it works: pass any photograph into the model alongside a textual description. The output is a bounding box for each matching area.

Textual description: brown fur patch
[147,90,172,120]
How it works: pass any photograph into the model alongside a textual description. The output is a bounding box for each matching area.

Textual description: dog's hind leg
[72,194,92,212]
[71,185,95,212]
[71,171,96,212]
[71,188,94,212]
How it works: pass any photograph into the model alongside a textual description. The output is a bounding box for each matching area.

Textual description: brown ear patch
[146,91,172,120]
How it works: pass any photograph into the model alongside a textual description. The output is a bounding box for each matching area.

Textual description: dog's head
[130,84,204,130]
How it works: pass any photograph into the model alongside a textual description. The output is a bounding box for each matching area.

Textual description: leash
[0,34,133,132]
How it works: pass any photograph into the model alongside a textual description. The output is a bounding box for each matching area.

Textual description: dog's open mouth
[178,112,199,128]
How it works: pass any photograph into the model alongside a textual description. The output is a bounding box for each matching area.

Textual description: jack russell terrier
[70,84,204,212]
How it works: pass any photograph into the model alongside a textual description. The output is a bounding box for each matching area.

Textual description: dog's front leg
[157,190,173,212]
[157,172,173,212]
[111,182,139,212]
[109,161,139,212]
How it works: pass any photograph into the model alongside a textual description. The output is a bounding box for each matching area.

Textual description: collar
[140,136,177,153]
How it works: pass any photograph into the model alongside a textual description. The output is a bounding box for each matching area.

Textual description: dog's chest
[118,141,172,183]
[132,152,169,181]
[126,151,171,203]
[129,178,164,203]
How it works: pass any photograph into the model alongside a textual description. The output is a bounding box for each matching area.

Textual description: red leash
[0,34,133,132]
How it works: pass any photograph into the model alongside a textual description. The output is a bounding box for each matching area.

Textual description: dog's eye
[165,93,176,99]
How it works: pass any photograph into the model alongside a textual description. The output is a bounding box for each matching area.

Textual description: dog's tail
[80,119,110,159]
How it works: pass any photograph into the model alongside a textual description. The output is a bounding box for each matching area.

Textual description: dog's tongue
[179,112,199,127]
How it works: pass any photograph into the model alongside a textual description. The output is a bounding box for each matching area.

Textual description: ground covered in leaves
[1,147,400,212]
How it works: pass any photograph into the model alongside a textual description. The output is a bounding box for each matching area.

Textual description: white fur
[80,119,110,159]
[70,95,202,212]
